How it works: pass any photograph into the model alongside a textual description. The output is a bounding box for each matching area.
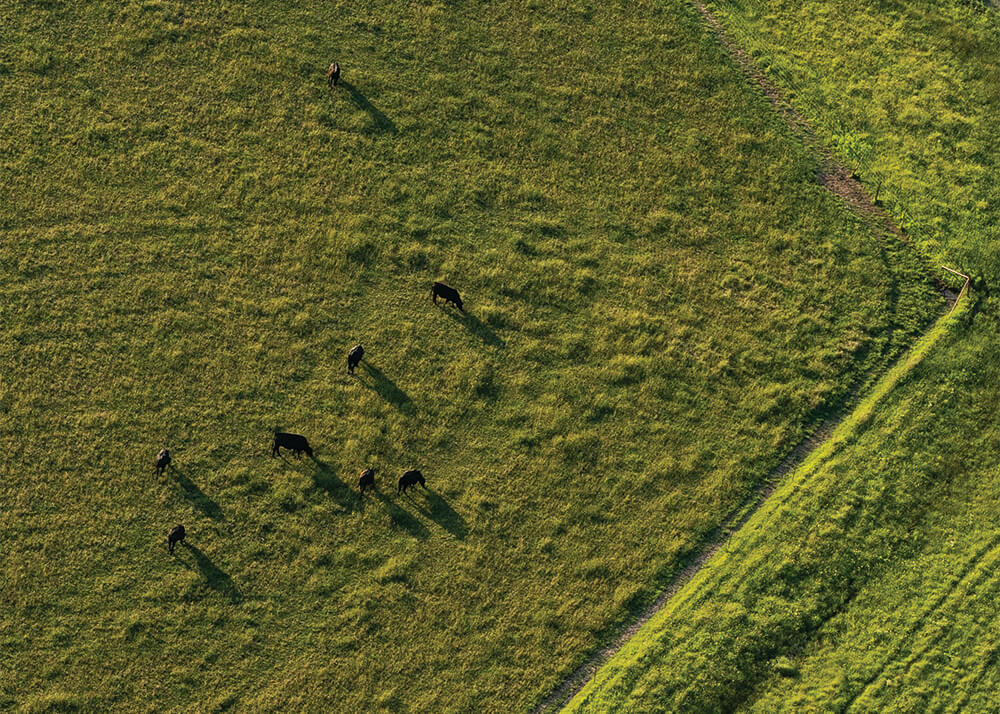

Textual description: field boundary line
[942,265,971,314]
[534,297,960,713]
[531,2,973,710]
[692,1,937,257]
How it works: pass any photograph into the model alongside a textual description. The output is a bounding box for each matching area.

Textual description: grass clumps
[0,0,939,710]
[570,2,1000,710]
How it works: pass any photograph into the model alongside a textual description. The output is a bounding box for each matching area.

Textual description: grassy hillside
[568,1,1000,711]
[0,0,937,711]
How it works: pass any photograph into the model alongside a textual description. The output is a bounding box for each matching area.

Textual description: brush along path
[533,304,953,713]
[562,286,967,714]
[692,2,912,246]
[533,416,843,713]
[531,3,954,711]
[542,291,962,713]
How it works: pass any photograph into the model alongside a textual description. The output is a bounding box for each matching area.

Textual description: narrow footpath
[531,2,963,711]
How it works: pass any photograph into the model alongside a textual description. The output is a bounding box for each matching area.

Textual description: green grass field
[704,0,1000,285]
[570,1,1000,711]
[0,0,945,711]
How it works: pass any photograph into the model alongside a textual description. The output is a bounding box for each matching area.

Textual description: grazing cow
[154,448,172,477]
[359,467,376,495]
[348,344,365,375]
[431,282,463,312]
[168,524,186,554]
[327,61,341,88]
[398,469,426,494]
[272,431,314,458]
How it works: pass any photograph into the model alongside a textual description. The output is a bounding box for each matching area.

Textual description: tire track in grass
[914,572,1000,711]
[843,535,1000,711]
[948,613,1000,713]
[530,2,961,711]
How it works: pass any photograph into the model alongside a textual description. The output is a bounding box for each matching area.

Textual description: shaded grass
[444,308,505,349]
[184,544,243,605]
[357,362,416,416]
[171,467,225,521]
[338,80,398,135]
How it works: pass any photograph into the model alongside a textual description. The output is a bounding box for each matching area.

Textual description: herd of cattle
[162,282,461,553]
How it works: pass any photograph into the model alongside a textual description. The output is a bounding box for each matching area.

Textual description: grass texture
[0,0,937,710]
[569,2,1000,711]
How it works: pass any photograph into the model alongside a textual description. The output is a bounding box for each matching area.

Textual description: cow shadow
[358,363,415,415]
[339,81,397,134]
[186,545,242,604]
[171,468,224,520]
[410,489,468,541]
[445,310,504,348]
[375,490,429,539]
[308,458,357,513]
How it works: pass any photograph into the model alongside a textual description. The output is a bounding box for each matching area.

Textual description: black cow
[348,344,365,374]
[398,469,426,494]
[168,524,186,554]
[154,448,172,477]
[327,61,341,88]
[359,467,376,495]
[272,431,314,458]
[431,282,463,312]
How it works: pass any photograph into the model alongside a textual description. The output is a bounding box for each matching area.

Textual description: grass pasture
[703,0,1000,286]
[569,2,1000,711]
[0,0,940,710]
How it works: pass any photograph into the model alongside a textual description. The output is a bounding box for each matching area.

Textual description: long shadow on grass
[410,489,468,540]
[444,309,504,348]
[357,363,415,415]
[339,81,397,134]
[186,545,242,604]
[171,468,224,520]
[309,457,357,513]
[375,490,429,540]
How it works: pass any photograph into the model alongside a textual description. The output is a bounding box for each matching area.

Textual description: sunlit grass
[570,2,1000,710]
[0,0,938,710]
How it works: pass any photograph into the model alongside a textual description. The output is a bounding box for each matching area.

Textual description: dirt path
[531,4,954,712]
[690,1,910,241]
[532,416,842,713]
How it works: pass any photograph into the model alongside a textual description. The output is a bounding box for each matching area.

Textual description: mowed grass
[0,0,938,710]
[569,2,1000,711]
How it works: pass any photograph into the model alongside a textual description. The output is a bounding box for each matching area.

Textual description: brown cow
[398,469,426,494]
[431,282,463,311]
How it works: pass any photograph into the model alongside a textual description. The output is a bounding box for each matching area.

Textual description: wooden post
[941,265,971,315]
